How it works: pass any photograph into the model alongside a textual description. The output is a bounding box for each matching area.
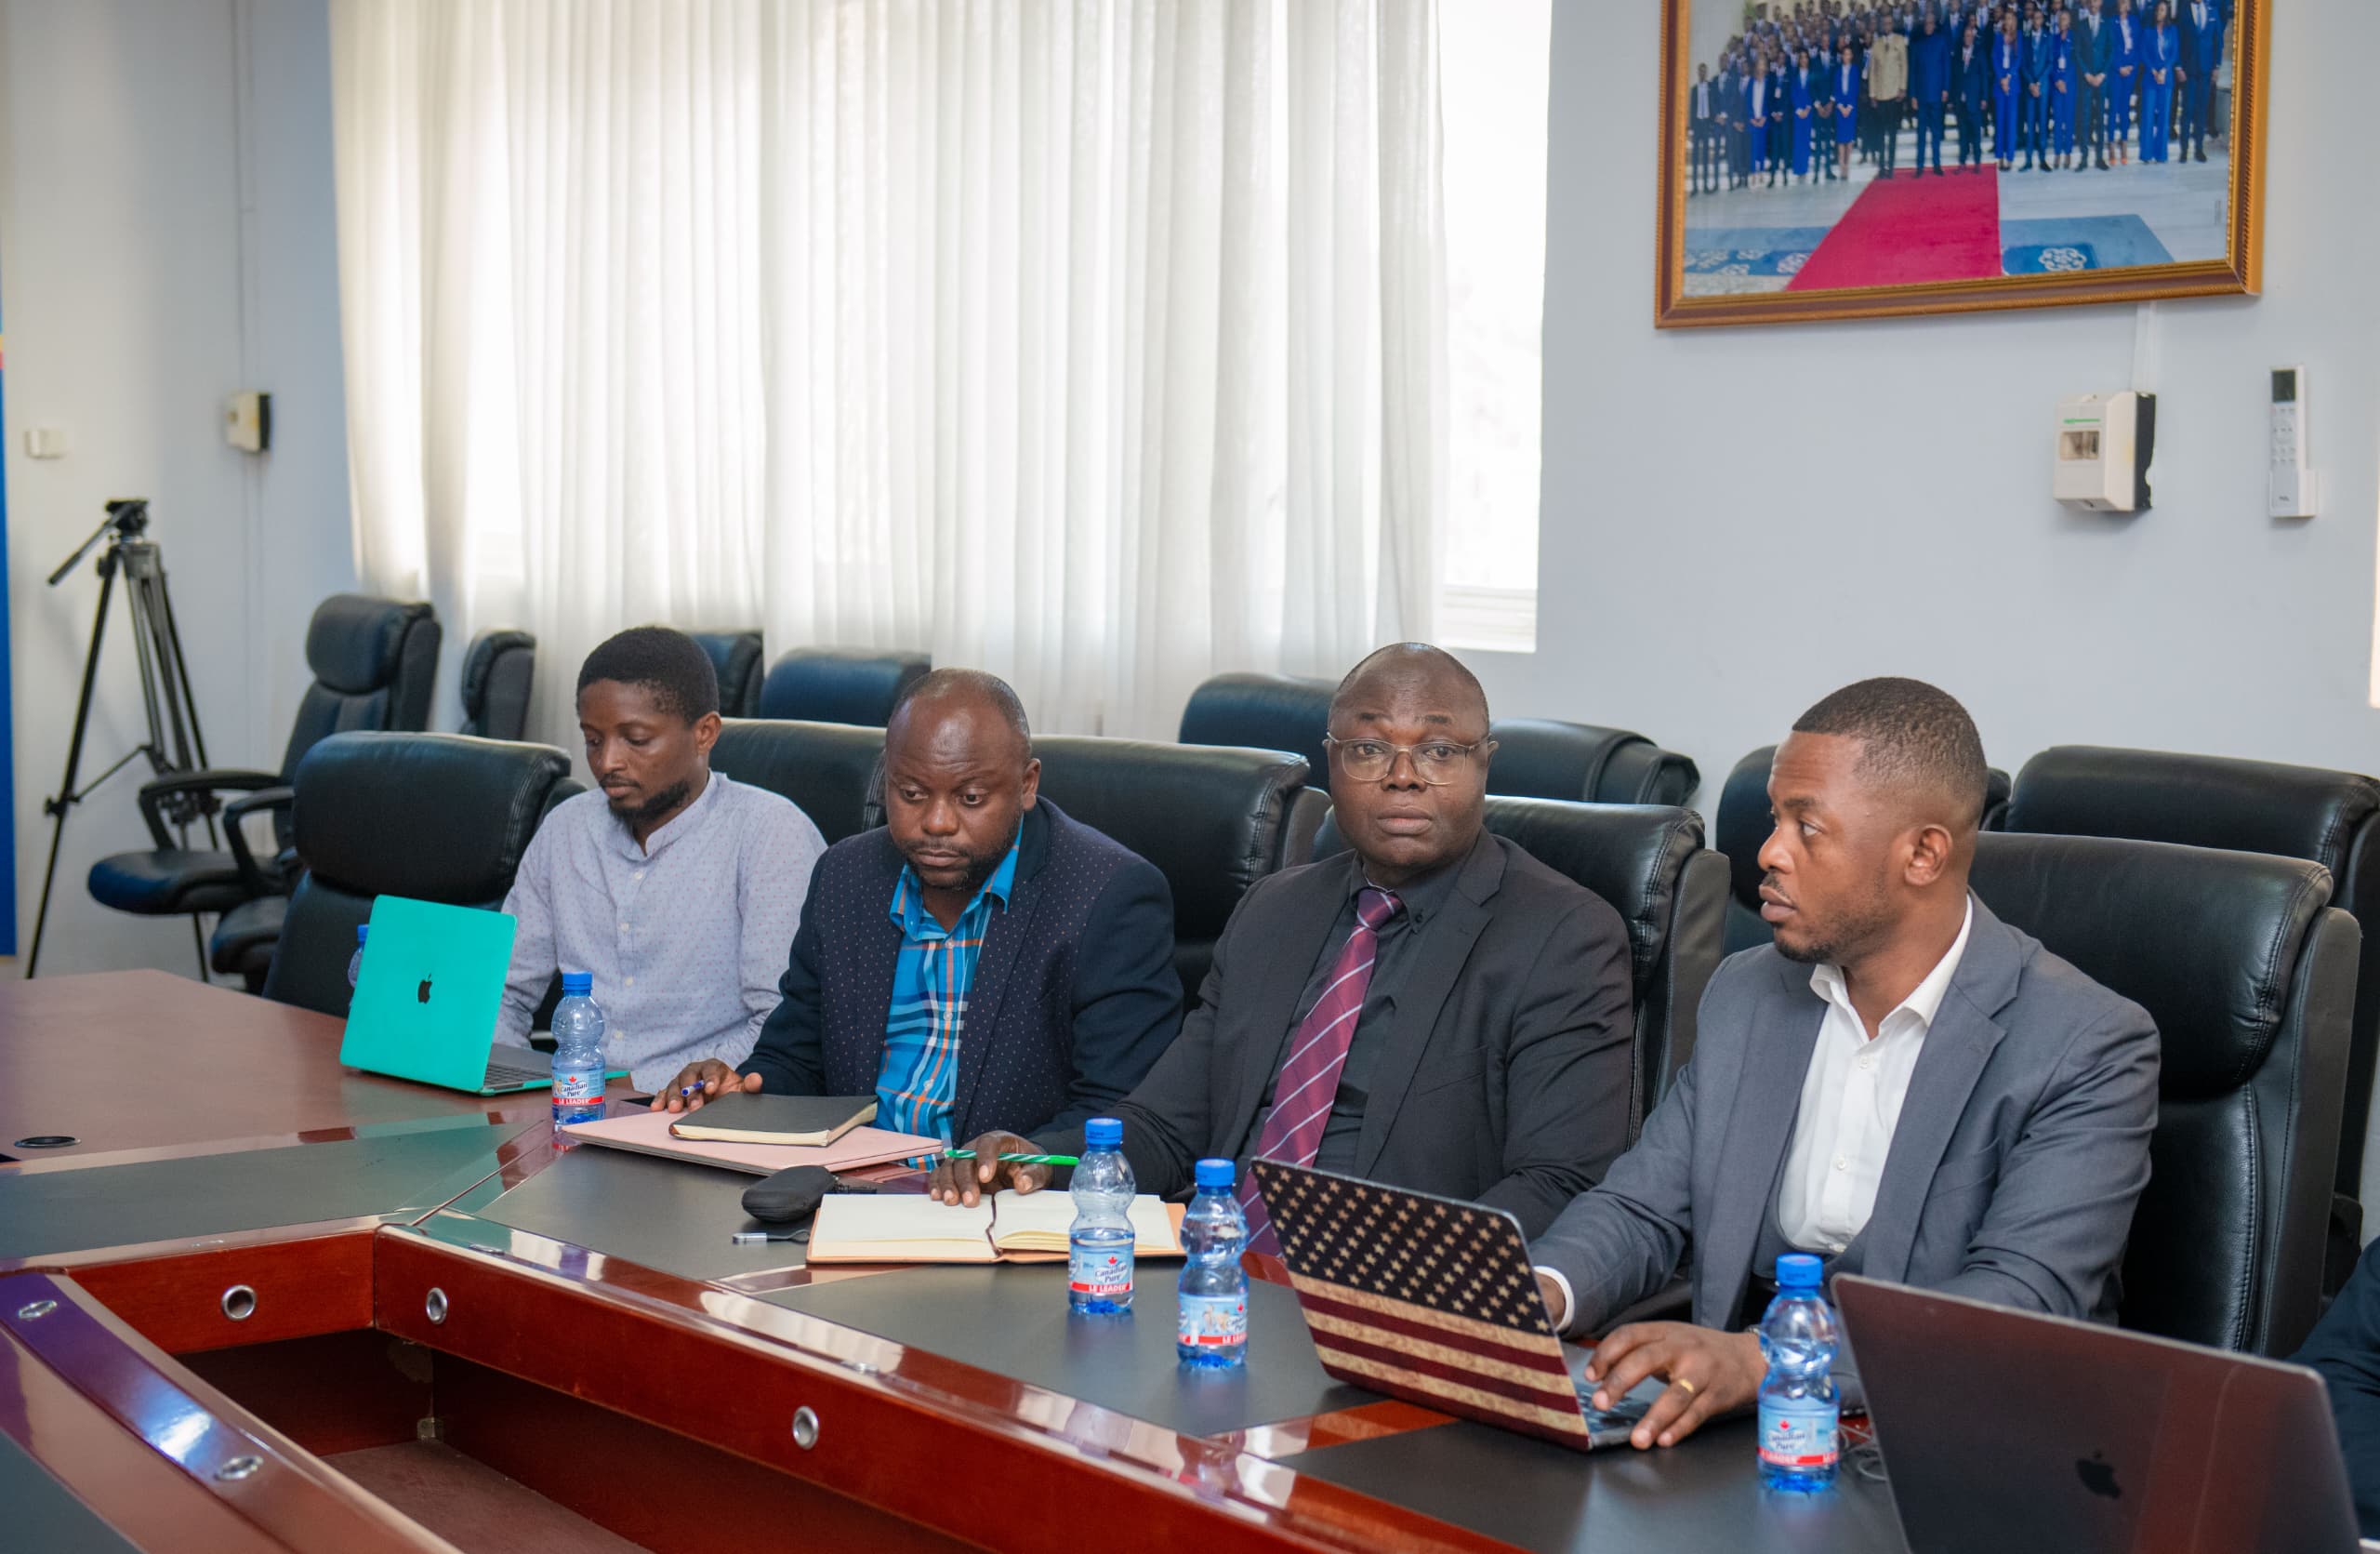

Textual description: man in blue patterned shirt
[659,670,1182,1149]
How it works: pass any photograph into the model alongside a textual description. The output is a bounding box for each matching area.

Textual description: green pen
[944,1149,1080,1166]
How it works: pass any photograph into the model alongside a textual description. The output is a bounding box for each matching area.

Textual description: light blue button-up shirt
[495,771,826,1091]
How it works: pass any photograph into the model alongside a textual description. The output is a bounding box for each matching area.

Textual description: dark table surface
[472,1139,818,1284]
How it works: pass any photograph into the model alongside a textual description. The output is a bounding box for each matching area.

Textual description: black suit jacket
[740,800,1183,1139]
[2294,1236,2380,1536]
[1041,830,1635,1237]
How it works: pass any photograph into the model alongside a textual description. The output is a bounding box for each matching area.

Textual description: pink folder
[560,1106,944,1175]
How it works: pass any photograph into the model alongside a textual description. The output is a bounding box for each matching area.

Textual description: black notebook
[666,1093,879,1148]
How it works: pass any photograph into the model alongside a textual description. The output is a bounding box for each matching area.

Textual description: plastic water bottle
[1067,1117,1136,1314]
[1176,1158,1249,1367]
[1756,1253,1841,1493]
[549,972,607,1128]
[346,923,368,992]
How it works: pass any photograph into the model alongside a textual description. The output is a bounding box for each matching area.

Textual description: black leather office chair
[758,647,931,725]
[1024,737,1316,1003]
[1179,672,1335,790]
[86,593,441,975]
[1314,798,1726,1131]
[689,630,764,717]
[459,630,536,740]
[711,719,890,845]
[1715,744,2014,956]
[258,732,576,1016]
[1970,831,2358,1358]
[2001,745,2380,1297]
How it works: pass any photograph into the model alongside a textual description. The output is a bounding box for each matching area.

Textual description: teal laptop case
[338,896,522,1091]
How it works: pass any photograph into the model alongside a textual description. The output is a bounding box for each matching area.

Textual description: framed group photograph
[1655,0,2266,327]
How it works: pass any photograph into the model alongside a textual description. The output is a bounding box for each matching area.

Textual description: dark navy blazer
[2294,1237,2380,1536]
[739,799,1183,1141]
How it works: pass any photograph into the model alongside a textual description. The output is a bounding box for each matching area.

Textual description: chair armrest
[222,786,297,897]
[133,768,283,848]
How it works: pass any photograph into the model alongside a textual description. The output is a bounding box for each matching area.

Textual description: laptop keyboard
[482,1059,549,1089]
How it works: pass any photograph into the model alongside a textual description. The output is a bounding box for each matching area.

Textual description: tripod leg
[27,563,120,977]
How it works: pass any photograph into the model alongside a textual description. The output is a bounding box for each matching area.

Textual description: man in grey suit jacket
[934,643,1637,1240]
[1531,677,2158,1451]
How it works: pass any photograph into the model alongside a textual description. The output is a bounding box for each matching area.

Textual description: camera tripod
[26,499,217,976]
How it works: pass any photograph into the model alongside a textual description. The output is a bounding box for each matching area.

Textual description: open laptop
[1250,1158,1660,1450]
[1835,1274,2364,1554]
[340,896,577,1096]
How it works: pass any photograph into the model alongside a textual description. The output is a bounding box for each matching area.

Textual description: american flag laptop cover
[1250,1159,1596,1451]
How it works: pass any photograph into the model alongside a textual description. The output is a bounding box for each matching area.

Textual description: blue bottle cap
[1776,1253,1825,1290]
[1084,1117,1124,1149]
[356,923,369,944]
[1194,1158,1236,1190]
[561,971,593,997]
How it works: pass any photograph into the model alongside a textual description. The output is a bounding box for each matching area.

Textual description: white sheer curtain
[332,0,1442,744]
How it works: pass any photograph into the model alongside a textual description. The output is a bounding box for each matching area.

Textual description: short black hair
[1792,676,1990,830]
[1330,643,1492,730]
[889,668,1032,750]
[576,626,721,724]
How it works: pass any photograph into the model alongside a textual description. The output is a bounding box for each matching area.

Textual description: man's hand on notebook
[929,1131,1052,1206]
[654,1059,762,1113]
[1583,1322,1764,1450]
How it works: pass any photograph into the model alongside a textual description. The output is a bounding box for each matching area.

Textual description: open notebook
[808,1189,1183,1265]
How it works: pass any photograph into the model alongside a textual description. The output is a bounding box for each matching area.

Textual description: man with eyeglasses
[936,643,1637,1243]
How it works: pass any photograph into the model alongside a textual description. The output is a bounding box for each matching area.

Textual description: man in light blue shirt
[494,627,826,1092]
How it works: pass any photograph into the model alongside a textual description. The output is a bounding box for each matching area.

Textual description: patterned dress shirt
[874,834,1024,1142]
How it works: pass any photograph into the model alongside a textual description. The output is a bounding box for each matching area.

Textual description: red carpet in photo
[1788,167,2002,291]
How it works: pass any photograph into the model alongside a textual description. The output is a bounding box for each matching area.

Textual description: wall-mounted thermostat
[225,392,271,454]
[2053,391,2156,513]
[2270,367,2316,519]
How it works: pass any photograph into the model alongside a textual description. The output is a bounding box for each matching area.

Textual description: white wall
[1482,0,2380,801]
[0,0,351,976]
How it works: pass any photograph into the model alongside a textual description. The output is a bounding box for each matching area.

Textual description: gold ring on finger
[1673,1376,1699,1400]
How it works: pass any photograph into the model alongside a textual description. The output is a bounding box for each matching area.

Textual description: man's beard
[904,841,1005,898]
[1767,874,1896,966]
[611,778,693,830]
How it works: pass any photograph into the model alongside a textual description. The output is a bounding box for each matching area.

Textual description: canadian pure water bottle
[1757,1253,1841,1493]
[549,972,608,1128]
[1067,1117,1136,1314]
[1176,1158,1249,1367]
[346,923,368,992]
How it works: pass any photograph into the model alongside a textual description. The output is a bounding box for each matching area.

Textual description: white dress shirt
[1775,898,1973,1254]
[1534,899,1974,1330]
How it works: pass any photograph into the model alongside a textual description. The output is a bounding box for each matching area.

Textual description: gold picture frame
[1656,0,2265,328]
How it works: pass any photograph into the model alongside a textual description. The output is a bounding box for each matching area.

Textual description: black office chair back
[758,647,932,725]
[262,732,575,1016]
[459,630,536,741]
[1716,743,2013,955]
[1970,831,2358,1357]
[1487,719,1701,807]
[1178,672,1334,794]
[2002,747,2380,1221]
[689,630,765,717]
[1025,736,1314,1001]
[1313,797,1727,1130]
[711,719,888,844]
[283,592,441,780]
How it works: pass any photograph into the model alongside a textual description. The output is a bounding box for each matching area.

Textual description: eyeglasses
[1325,735,1494,785]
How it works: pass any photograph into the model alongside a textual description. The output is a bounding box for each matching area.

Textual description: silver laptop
[1836,1274,2362,1554]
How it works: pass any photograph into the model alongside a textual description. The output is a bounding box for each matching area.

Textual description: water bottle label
[1068,1244,1134,1300]
[551,1070,601,1101]
[1757,1399,1840,1471]
[1177,1293,1248,1351]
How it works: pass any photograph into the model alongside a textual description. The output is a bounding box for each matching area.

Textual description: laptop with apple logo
[338,895,573,1096]
[1835,1275,2360,1554]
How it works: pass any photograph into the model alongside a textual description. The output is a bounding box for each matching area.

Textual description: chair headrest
[306,594,435,696]
[712,719,887,844]
[1714,744,1778,911]
[1314,797,1706,1000]
[460,629,536,712]
[1029,735,1311,940]
[1970,831,2333,1098]
[2006,746,2380,872]
[759,647,932,726]
[1488,717,1693,804]
[1177,673,1334,791]
[294,732,570,903]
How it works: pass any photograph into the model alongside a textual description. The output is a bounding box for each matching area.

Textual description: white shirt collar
[1808,897,1975,1040]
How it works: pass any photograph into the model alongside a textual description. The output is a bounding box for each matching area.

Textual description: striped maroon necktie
[1241,886,1403,1255]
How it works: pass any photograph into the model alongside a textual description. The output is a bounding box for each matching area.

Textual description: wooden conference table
[0,971,1909,1553]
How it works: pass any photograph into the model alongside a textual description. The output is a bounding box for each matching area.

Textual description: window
[1438,0,1552,655]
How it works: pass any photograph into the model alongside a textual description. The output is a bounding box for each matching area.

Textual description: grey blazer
[1530,894,2159,1336]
